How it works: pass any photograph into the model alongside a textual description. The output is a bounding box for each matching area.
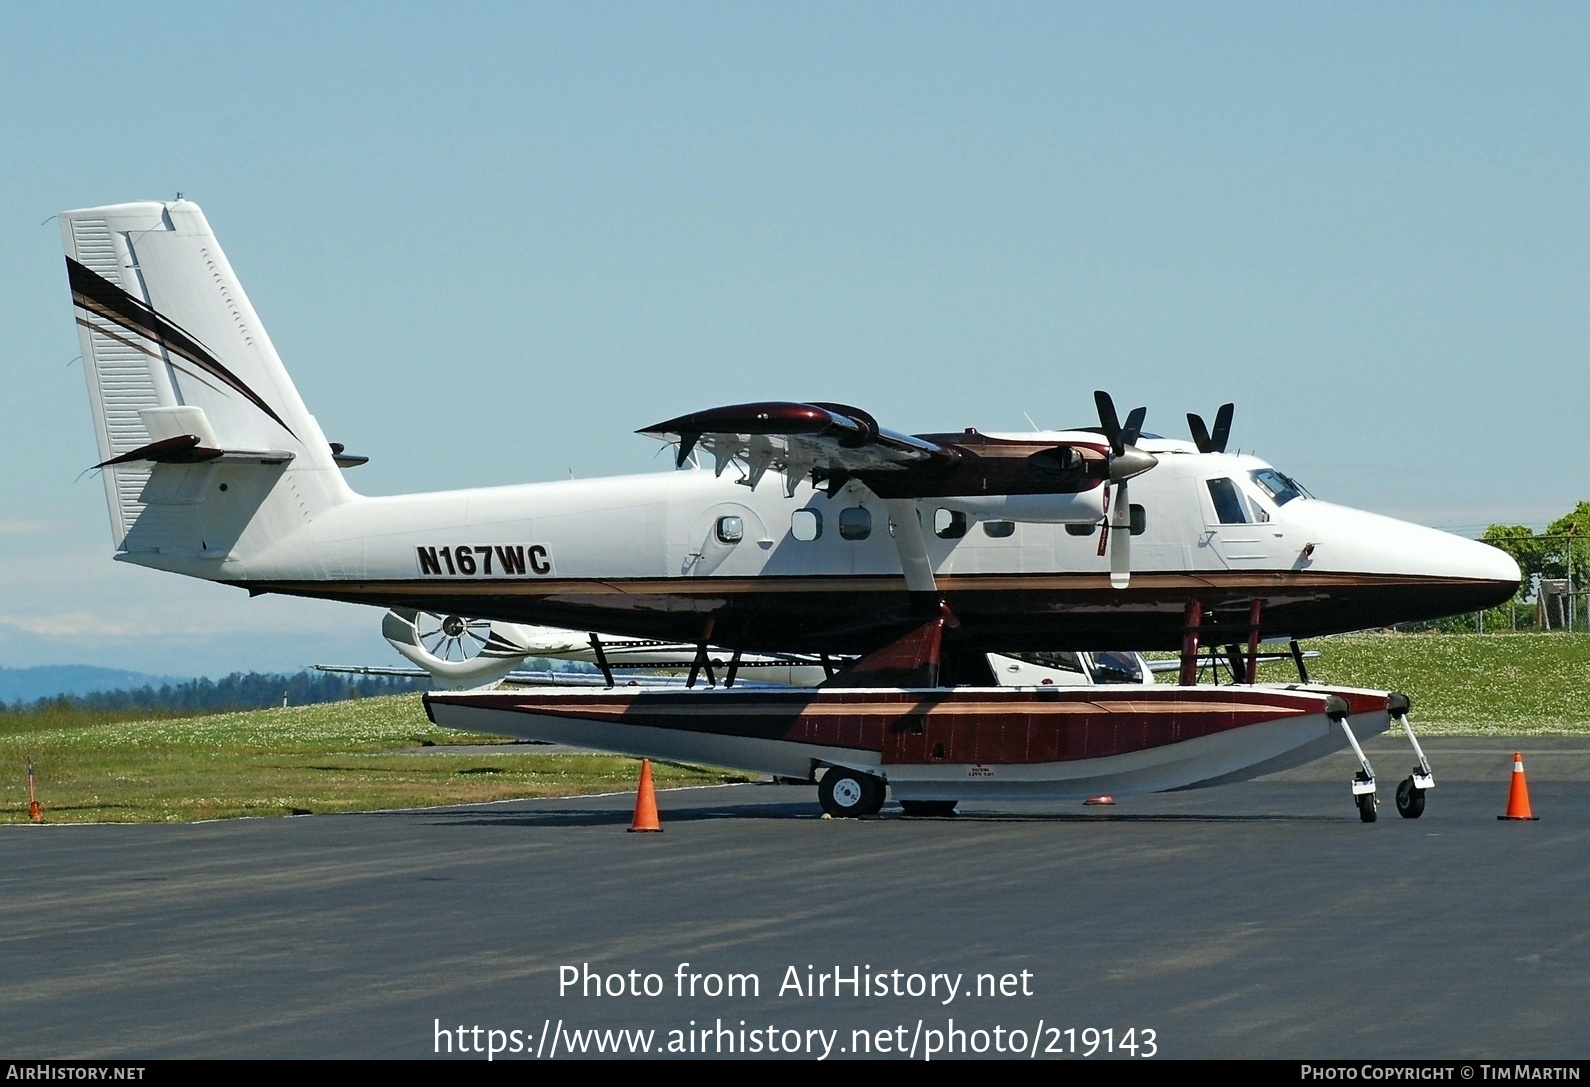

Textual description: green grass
[1175,632,1590,735]
[0,694,748,824]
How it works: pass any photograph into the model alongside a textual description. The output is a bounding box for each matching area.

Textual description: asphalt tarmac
[2,735,1586,1060]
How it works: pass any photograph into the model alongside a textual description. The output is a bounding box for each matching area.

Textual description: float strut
[1223,645,1246,684]
[1393,693,1434,790]
[1332,699,1377,796]
[1245,599,1263,684]
[1179,599,1203,686]
[724,648,742,689]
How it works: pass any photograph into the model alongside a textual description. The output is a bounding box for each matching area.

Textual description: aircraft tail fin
[61,200,354,564]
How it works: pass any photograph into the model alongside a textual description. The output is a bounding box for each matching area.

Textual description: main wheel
[1396,776,1426,819]
[1357,792,1378,823]
[899,800,958,817]
[818,767,886,818]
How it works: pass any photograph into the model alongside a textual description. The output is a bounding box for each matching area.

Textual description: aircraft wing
[639,401,959,496]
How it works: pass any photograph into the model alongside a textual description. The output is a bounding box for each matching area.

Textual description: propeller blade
[675,432,700,469]
[1210,403,1234,454]
[1122,406,1146,447]
[1109,480,1132,589]
[1093,390,1124,456]
[1187,413,1212,453]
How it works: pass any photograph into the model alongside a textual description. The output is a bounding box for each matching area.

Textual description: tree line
[1412,501,1590,632]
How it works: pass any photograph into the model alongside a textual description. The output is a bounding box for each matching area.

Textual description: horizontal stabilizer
[97,434,294,468]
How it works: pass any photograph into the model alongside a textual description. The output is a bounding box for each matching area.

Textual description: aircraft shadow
[405,805,1343,829]
[418,802,820,828]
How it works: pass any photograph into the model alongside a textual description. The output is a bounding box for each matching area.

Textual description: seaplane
[58,199,1515,821]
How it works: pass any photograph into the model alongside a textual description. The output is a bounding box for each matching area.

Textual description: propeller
[1092,391,1159,590]
[1186,403,1235,454]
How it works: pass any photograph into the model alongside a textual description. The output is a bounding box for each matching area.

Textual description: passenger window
[1206,478,1249,525]
[715,515,744,544]
[934,508,967,539]
[791,509,822,541]
[838,506,872,541]
[1065,522,1098,537]
[983,520,1015,538]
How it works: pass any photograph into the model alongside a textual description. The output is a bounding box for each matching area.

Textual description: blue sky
[1,3,1586,676]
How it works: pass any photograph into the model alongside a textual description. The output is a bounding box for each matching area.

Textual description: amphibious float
[424,609,1432,821]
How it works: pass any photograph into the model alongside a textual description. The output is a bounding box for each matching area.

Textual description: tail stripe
[73,316,232,399]
[66,256,296,438]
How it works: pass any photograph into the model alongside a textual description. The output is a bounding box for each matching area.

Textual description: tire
[1396,776,1426,819]
[819,767,886,818]
[1357,792,1378,823]
[899,800,958,817]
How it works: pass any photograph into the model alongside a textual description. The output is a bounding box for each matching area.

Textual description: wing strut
[883,499,938,597]
[588,634,616,688]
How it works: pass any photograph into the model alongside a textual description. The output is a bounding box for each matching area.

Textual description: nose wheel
[1332,697,1381,823]
[1392,695,1434,819]
[1355,777,1379,823]
[1395,776,1426,819]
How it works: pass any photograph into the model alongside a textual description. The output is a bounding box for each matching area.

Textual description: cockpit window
[1249,469,1304,506]
[1206,478,1249,524]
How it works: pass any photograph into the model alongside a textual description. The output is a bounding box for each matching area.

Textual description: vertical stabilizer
[61,200,352,564]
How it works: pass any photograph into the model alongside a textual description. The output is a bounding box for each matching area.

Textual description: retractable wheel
[1396,776,1426,819]
[1357,792,1378,823]
[818,767,886,818]
[899,800,958,817]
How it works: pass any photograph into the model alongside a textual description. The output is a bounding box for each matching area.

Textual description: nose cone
[1463,536,1524,587]
[1424,532,1523,612]
[1286,502,1522,617]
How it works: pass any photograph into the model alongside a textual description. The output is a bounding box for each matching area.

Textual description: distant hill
[2,669,427,716]
[0,664,187,704]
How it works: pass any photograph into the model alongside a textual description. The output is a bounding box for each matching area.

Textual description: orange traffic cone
[628,759,662,833]
[1498,752,1539,821]
[26,757,41,823]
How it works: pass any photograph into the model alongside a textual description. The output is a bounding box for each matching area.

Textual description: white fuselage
[122,436,1520,654]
